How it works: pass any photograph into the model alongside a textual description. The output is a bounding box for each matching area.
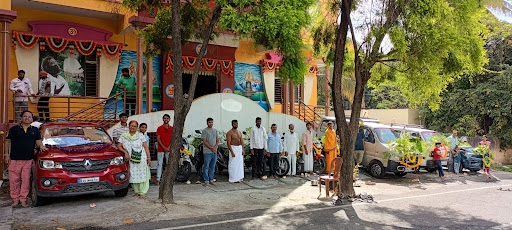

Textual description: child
[479,135,492,179]
[433,142,446,179]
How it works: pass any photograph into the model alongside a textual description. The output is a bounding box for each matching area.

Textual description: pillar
[0,8,16,182]
[129,16,154,115]
[146,56,153,113]
[289,81,294,116]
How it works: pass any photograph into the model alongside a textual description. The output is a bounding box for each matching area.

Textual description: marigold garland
[45,142,111,153]
[482,157,492,168]
[400,154,423,168]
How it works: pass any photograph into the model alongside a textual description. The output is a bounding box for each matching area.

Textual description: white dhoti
[228,145,244,183]
[303,149,314,172]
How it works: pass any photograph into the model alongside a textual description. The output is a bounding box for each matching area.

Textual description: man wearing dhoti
[227,120,245,183]
[284,124,300,177]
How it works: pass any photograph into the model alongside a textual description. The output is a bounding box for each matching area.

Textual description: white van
[390,126,448,172]
[359,122,411,178]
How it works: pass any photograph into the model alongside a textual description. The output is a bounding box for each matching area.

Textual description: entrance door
[182,73,218,99]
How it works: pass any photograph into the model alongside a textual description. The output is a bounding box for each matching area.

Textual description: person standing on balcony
[250,117,267,180]
[323,122,337,173]
[156,114,173,185]
[116,68,137,116]
[37,71,53,122]
[10,70,35,123]
[4,110,47,207]
[302,122,314,177]
[112,113,129,144]
[284,123,299,177]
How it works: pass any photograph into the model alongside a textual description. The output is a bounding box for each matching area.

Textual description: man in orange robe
[323,122,337,173]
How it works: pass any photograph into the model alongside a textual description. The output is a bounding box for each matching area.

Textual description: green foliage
[473,145,494,159]
[219,0,315,83]
[385,133,430,159]
[430,134,451,148]
[422,20,512,148]
[491,165,512,172]
[366,83,409,109]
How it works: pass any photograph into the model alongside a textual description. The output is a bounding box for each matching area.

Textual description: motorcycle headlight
[110,156,125,166]
[40,160,62,169]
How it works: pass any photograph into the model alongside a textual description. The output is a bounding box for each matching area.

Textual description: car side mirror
[195,130,201,134]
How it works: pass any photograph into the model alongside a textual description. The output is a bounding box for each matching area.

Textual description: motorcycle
[297,138,327,175]
[193,130,229,175]
[240,131,290,177]
[176,135,193,182]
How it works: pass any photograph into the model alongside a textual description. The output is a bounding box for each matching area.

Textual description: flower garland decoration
[386,134,429,169]
[45,142,111,153]
[473,145,494,168]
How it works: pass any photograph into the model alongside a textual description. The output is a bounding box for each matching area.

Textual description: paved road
[2,169,512,230]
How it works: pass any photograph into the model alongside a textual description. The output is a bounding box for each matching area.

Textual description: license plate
[78,177,100,183]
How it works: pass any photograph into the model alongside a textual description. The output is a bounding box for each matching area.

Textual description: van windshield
[374,128,397,143]
[421,131,438,143]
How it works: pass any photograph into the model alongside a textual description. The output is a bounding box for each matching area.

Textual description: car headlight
[110,156,125,166]
[40,160,62,169]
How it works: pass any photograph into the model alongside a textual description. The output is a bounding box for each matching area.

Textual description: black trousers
[125,97,136,115]
[269,153,280,176]
[37,97,50,121]
[252,148,265,178]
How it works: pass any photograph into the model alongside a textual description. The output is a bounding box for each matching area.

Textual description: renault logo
[84,159,92,170]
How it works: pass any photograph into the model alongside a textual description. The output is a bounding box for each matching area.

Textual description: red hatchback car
[31,122,129,206]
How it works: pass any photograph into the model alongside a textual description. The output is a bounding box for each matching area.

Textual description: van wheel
[368,161,385,178]
[394,172,407,177]
[114,187,129,197]
[31,179,46,207]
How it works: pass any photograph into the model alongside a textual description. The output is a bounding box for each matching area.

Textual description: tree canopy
[422,12,512,147]
[312,0,488,197]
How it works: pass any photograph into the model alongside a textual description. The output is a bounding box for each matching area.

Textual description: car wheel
[276,157,290,176]
[114,187,129,197]
[394,172,407,177]
[176,161,192,182]
[368,161,385,178]
[31,179,46,207]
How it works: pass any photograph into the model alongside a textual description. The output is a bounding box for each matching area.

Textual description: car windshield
[43,126,112,147]
[421,131,438,143]
[374,128,397,143]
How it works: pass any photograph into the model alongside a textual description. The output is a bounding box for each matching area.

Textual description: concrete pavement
[1,170,512,229]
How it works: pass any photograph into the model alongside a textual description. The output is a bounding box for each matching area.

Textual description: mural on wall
[39,49,85,96]
[234,62,268,111]
[106,51,162,117]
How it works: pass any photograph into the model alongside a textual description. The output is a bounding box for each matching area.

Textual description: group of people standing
[111,113,174,196]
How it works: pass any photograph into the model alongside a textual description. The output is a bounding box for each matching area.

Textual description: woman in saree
[118,120,152,198]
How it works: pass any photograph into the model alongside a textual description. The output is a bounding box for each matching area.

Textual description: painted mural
[234,62,268,111]
[105,51,162,117]
[39,49,85,96]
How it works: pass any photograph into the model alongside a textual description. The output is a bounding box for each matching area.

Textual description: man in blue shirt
[266,124,283,179]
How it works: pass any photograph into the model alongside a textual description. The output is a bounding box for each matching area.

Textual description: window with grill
[274,78,282,103]
[290,84,302,104]
[84,55,98,97]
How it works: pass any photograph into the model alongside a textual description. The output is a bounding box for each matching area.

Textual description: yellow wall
[7,6,138,120]
[0,0,10,10]
[235,40,266,64]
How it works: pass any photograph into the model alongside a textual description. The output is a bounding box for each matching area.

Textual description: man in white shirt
[10,70,35,122]
[284,124,299,177]
[250,117,267,180]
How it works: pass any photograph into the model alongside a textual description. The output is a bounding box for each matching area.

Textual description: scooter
[176,135,193,182]
[241,131,290,177]
[297,138,326,175]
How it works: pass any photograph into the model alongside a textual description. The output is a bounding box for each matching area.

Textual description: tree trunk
[332,0,356,198]
[159,1,223,204]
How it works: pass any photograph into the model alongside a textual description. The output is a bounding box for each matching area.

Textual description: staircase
[65,92,126,128]
[290,100,323,124]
